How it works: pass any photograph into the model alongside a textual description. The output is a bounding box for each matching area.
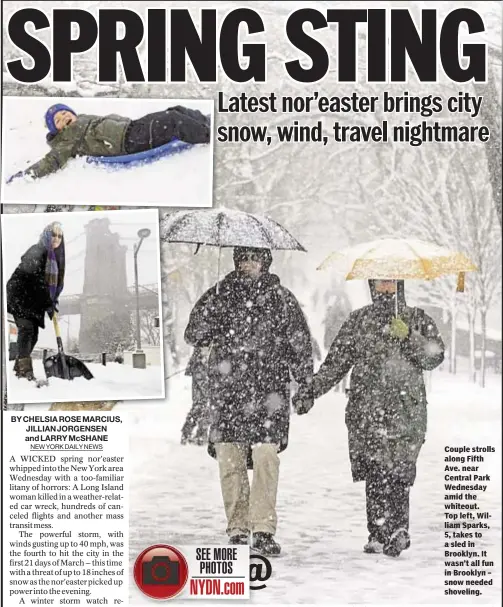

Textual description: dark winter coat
[185,346,210,376]
[26,114,131,179]
[313,281,445,485]
[7,241,65,329]
[184,271,313,462]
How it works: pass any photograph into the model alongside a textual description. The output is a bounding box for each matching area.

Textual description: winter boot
[229,533,249,546]
[16,357,36,382]
[252,533,281,557]
[363,537,384,554]
[383,528,411,557]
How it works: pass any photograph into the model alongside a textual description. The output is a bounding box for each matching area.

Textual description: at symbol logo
[250,554,272,590]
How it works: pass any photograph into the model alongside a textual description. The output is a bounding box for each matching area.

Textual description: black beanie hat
[233,247,272,272]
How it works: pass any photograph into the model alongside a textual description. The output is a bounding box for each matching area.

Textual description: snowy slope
[6,359,165,405]
[2,97,214,207]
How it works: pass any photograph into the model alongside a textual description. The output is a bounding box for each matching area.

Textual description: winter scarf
[41,223,65,302]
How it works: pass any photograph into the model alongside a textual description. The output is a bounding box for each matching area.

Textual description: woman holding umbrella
[7,221,65,383]
[296,278,445,557]
[296,237,476,557]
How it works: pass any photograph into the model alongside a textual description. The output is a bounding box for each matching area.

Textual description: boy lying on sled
[8,103,211,182]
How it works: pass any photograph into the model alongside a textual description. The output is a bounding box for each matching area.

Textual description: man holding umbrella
[185,246,313,556]
[296,278,445,557]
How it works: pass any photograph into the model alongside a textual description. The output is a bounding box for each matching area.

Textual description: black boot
[383,528,411,557]
[252,533,281,557]
[16,357,36,382]
[229,533,249,546]
[363,536,384,554]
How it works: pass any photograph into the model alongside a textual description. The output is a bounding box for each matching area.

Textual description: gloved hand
[292,382,315,415]
[47,302,59,320]
[390,317,409,340]
[6,171,24,185]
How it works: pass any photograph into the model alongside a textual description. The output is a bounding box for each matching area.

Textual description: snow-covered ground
[1,96,214,207]
[127,372,502,604]
[20,370,502,604]
[6,358,165,405]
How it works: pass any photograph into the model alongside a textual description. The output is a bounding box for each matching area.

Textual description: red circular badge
[134,544,189,600]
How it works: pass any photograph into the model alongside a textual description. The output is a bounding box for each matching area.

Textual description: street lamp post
[132,228,151,369]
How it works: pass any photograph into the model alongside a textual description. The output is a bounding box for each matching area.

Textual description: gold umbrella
[317,237,477,293]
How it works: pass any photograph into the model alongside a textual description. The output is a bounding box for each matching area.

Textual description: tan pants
[49,401,117,411]
[215,443,280,536]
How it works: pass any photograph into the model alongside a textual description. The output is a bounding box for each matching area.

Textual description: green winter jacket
[26,114,131,179]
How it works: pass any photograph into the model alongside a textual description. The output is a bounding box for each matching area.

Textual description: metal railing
[60,283,159,302]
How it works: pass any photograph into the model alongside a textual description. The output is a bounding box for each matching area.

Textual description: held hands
[389,317,409,340]
[292,381,315,416]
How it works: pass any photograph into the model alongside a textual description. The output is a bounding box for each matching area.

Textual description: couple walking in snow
[183,246,445,558]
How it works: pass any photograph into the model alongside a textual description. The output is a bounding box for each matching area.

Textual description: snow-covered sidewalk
[6,359,165,405]
[125,372,501,604]
[17,371,501,603]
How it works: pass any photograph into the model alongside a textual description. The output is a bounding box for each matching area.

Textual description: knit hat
[233,247,272,272]
[45,104,77,135]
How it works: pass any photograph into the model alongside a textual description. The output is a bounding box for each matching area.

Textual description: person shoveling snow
[6,221,65,386]
[7,103,211,182]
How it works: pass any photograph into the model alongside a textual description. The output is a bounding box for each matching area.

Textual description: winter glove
[292,383,315,415]
[389,317,409,340]
[407,328,428,351]
[47,302,59,320]
[6,171,24,185]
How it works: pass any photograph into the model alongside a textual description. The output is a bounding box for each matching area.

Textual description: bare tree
[140,309,161,346]
[474,47,502,228]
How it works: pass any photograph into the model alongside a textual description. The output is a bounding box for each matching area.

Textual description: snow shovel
[43,314,94,381]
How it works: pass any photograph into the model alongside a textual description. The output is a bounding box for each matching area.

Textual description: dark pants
[125,106,210,153]
[15,318,39,358]
[182,377,210,439]
[365,466,410,543]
